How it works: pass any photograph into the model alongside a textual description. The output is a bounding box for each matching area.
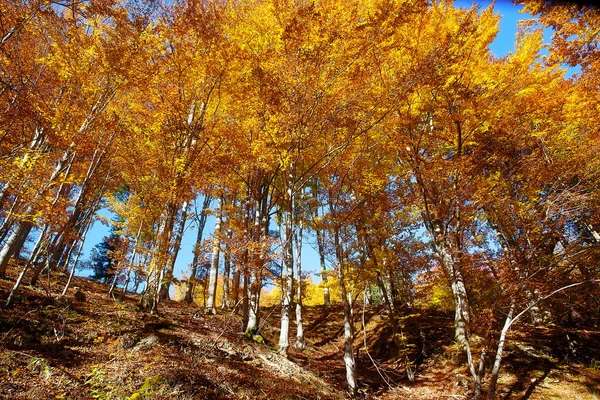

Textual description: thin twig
[258,303,281,334]
[362,289,395,389]
[0,309,36,344]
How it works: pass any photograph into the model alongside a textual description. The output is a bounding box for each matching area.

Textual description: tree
[88,231,123,284]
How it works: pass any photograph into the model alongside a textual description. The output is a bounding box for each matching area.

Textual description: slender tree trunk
[473,345,487,400]
[184,194,211,303]
[206,195,223,314]
[62,220,92,296]
[436,241,470,347]
[279,207,294,355]
[108,261,121,298]
[335,226,358,396]
[241,270,249,331]
[0,200,18,245]
[150,267,165,315]
[232,267,241,311]
[486,303,515,400]
[121,220,144,301]
[149,205,177,313]
[160,200,189,300]
[316,227,330,306]
[221,241,231,310]
[140,213,170,313]
[0,127,44,211]
[5,225,47,307]
[0,208,32,278]
[295,222,306,350]
[247,276,261,334]
[11,223,33,259]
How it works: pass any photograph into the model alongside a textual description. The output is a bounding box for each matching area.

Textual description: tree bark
[278,206,294,355]
[184,194,211,303]
[160,200,189,300]
[335,226,358,397]
[316,226,330,306]
[221,237,231,310]
[435,240,470,347]
[247,276,261,334]
[5,224,48,307]
[0,208,33,279]
[295,221,306,350]
[232,267,240,311]
[205,195,223,314]
[241,270,249,331]
[120,220,144,301]
[487,303,515,400]
[62,219,92,296]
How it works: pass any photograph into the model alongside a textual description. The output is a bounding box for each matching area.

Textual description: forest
[1,0,600,398]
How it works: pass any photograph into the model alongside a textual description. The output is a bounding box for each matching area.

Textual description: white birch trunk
[486,303,515,400]
[334,225,357,396]
[247,278,261,334]
[295,221,306,350]
[278,206,294,355]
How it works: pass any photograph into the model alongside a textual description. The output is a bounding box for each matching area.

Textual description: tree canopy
[1,0,599,398]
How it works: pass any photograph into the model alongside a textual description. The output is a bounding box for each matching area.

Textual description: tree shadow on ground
[501,350,557,399]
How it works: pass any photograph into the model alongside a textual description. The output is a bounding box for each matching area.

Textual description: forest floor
[1,265,600,399]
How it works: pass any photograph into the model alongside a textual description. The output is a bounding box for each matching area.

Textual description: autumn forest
[1,0,600,398]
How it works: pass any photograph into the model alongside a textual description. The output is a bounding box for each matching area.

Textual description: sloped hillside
[1,267,600,399]
[0,271,338,400]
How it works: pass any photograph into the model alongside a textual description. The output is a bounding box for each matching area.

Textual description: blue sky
[79,0,569,285]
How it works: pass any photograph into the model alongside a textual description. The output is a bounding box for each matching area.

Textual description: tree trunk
[140,210,173,314]
[62,221,91,296]
[0,200,18,245]
[486,303,515,400]
[108,261,121,298]
[335,227,358,397]
[278,207,294,355]
[160,200,189,300]
[120,220,144,301]
[5,225,48,307]
[221,240,231,310]
[436,241,470,347]
[241,271,249,331]
[316,227,330,306]
[325,188,359,395]
[232,268,240,311]
[0,127,44,211]
[0,209,33,279]
[247,276,261,334]
[11,222,33,260]
[184,194,211,303]
[473,345,487,400]
[206,195,223,314]
[295,222,306,350]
